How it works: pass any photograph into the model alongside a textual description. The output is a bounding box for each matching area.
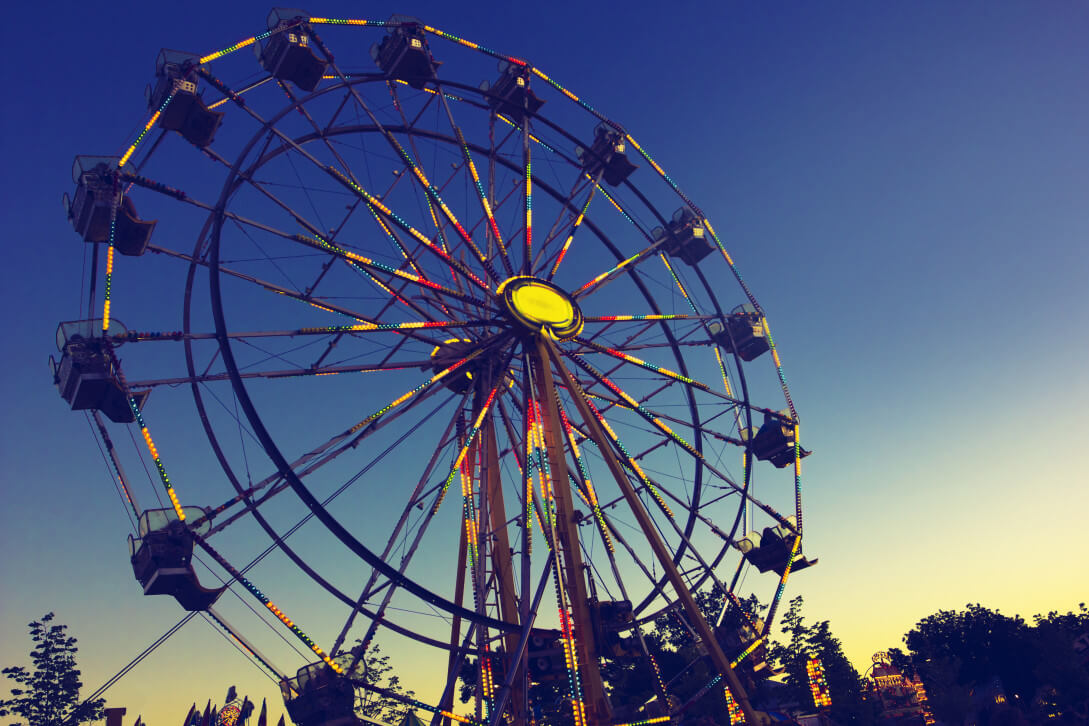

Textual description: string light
[548,183,596,279]
[573,252,641,297]
[578,394,672,517]
[585,313,698,322]
[614,716,670,726]
[119,93,174,168]
[345,350,485,436]
[724,685,745,725]
[308,18,377,26]
[731,638,764,668]
[807,657,832,708]
[432,383,502,514]
[325,167,490,291]
[657,253,699,314]
[557,405,613,551]
[194,536,341,673]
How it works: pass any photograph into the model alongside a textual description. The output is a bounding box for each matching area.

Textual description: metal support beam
[542,336,765,726]
[531,336,612,725]
[482,388,525,724]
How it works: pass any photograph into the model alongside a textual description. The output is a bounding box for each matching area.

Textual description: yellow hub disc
[499,276,584,340]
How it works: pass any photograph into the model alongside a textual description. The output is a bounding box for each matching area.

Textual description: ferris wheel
[52,10,815,726]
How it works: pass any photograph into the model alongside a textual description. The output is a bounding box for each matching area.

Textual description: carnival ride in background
[52,9,815,726]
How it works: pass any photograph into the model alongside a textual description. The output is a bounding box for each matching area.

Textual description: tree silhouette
[767,596,875,726]
[899,602,1089,724]
[0,613,105,726]
[352,643,416,722]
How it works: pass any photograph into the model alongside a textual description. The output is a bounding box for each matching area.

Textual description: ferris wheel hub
[498,276,584,340]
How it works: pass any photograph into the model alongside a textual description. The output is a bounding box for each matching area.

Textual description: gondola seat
[652,207,713,266]
[481,62,543,122]
[260,10,327,92]
[129,507,224,611]
[741,410,811,468]
[735,517,817,577]
[281,656,365,726]
[576,123,637,187]
[51,321,147,423]
[149,49,224,147]
[370,18,440,90]
[67,156,156,255]
[708,304,770,362]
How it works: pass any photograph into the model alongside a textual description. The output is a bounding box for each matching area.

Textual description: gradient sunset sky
[1,2,1087,725]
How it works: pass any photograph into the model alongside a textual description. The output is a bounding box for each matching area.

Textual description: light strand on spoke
[548,183,597,280]
[101,242,115,332]
[460,453,480,568]
[119,92,174,168]
[572,252,641,298]
[723,685,745,725]
[732,638,765,668]
[364,200,428,279]
[193,535,342,673]
[557,405,613,552]
[657,253,700,314]
[308,17,385,26]
[586,176,635,224]
[580,395,672,517]
[524,153,533,267]
[452,124,510,268]
[431,383,503,514]
[584,313,702,322]
[299,233,485,305]
[615,717,671,726]
[762,534,803,637]
[321,165,491,291]
[100,342,184,520]
[577,339,702,389]
[495,113,558,153]
[199,27,283,64]
[362,93,499,283]
[566,354,698,458]
[300,320,484,334]
[346,349,486,437]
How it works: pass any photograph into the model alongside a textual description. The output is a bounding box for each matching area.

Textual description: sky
[1,1,1087,725]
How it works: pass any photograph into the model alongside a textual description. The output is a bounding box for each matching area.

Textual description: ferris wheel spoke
[125,358,437,389]
[562,351,704,462]
[569,239,664,300]
[312,46,502,287]
[118,319,494,345]
[216,163,460,309]
[581,395,790,537]
[541,343,673,522]
[198,66,494,293]
[582,313,714,324]
[149,243,378,321]
[382,82,463,263]
[571,336,749,408]
[428,80,517,278]
[272,79,368,192]
[538,337,754,699]
[204,386,460,539]
[120,170,315,247]
[540,169,602,281]
[331,388,470,658]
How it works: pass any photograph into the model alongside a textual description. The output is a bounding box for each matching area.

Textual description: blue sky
[2,2,1087,724]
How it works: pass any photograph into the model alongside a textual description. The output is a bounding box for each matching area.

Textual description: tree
[767,597,876,726]
[351,643,416,723]
[895,602,1089,724]
[1027,605,1089,722]
[0,613,105,726]
[903,603,1037,723]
